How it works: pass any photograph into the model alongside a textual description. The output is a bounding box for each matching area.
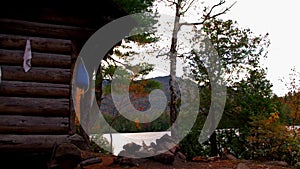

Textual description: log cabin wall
[0,1,126,152]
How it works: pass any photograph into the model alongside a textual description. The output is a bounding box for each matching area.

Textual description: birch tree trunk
[169,0,182,141]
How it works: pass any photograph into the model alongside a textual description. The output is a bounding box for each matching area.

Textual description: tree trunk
[209,131,218,156]
[109,126,113,154]
[169,0,182,142]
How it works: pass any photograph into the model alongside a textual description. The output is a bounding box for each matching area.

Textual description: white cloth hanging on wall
[23,39,32,72]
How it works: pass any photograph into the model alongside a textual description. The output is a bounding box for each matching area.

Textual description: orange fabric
[75,87,85,124]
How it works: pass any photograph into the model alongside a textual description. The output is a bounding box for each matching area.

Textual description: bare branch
[181,0,196,15]
[179,1,236,27]
[205,1,236,19]
[177,51,194,58]
[106,55,124,66]
[165,0,178,6]
[204,0,226,19]
[180,20,205,26]
[156,48,170,58]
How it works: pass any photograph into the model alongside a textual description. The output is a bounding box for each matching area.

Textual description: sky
[148,0,299,97]
[118,0,300,97]
[218,0,300,96]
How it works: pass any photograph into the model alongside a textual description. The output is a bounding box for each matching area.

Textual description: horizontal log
[0,81,69,98]
[0,5,120,28]
[1,66,71,84]
[0,34,72,54]
[34,7,118,28]
[0,18,96,39]
[0,134,70,152]
[0,10,93,28]
[0,115,69,134]
[0,49,71,68]
[0,97,69,116]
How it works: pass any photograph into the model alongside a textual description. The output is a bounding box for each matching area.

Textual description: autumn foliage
[247,110,300,165]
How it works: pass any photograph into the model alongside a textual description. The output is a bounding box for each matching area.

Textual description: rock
[149,142,158,152]
[118,150,135,158]
[176,152,186,161]
[135,149,155,158]
[156,141,177,153]
[294,162,300,169]
[142,141,151,150]
[67,134,89,150]
[226,154,237,161]
[161,134,176,142]
[123,142,142,153]
[264,161,289,167]
[164,142,177,152]
[237,163,250,169]
[156,143,166,151]
[55,143,81,160]
[150,142,156,148]
[153,150,175,164]
[220,148,237,160]
[54,143,82,169]
[114,157,140,167]
[156,134,175,146]
[169,146,177,154]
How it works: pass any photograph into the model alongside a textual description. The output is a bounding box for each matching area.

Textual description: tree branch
[106,55,124,67]
[165,0,178,6]
[179,1,236,27]
[155,48,170,58]
[204,0,227,18]
[181,0,196,15]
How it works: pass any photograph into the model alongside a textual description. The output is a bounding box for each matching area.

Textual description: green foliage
[181,16,273,159]
[113,0,159,44]
[281,68,300,127]
[91,112,170,134]
[95,62,168,133]
[113,0,154,14]
[179,130,210,159]
[228,68,276,158]
[93,1,300,164]
[233,68,274,126]
[89,134,112,154]
[127,62,154,78]
[247,114,300,165]
[127,33,158,44]
[202,19,270,70]
[189,18,270,85]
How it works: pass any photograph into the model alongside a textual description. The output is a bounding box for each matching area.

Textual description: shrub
[247,114,300,165]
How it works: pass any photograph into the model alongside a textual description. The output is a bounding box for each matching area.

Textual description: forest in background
[79,0,300,166]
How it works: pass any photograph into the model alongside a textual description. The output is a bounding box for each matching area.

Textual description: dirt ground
[81,151,294,169]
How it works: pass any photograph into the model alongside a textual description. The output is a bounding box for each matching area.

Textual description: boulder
[67,134,89,150]
[123,142,142,153]
[153,150,175,164]
[176,152,186,161]
[118,150,130,157]
[237,163,250,169]
[54,143,82,169]
[156,134,175,146]
[135,149,155,158]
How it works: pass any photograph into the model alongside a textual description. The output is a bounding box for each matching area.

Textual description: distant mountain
[99,76,172,116]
